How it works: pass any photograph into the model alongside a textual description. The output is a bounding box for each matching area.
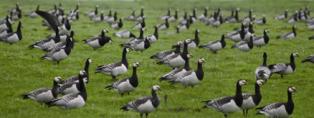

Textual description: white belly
[218,100,241,113]
[137,100,156,113]
[242,97,256,109]
[112,64,128,76]
[5,34,19,43]
[116,80,135,93]
[52,50,68,61]
[87,39,100,48]
[66,96,85,109]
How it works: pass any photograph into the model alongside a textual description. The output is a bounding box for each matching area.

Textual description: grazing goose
[150,42,182,61]
[111,18,123,30]
[276,26,296,40]
[199,34,226,53]
[275,10,288,20]
[157,41,188,68]
[255,52,271,81]
[28,5,40,18]
[241,80,264,118]
[58,58,92,85]
[105,62,139,96]
[47,71,87,109]
[84,29,112,49]
[121,85,161,118]
[1,21,22,44]
[253,29,270,47]
[157,18,169,30]
[231,36,254,52]
[171,58,205,87]
[146,26,159,43]
[302,55,314,63]
[29,29,61,51]
[115,30,136,39]
[22,77,61,103]
[254,16,266,25]
[96,48,129,79]
[203,79,247,118]
[256,86,296,118]
[159,54,191,82]
[268,53,298,78]
[41,35,73,64]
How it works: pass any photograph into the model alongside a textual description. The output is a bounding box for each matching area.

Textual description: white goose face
[102,29,109,33]
[132,62,140,67]
[292,52,299,57]
[238,79,247,86]
[288,86,296,93]
[198,58,205,63]
[79,70,86,76]
[54,76,62,82]
[126,48,130,52]
[256,79,264,86]
[152,85,161,91]
[88,58,92,63]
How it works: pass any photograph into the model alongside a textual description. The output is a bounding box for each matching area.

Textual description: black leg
[140,113,143,118]
[224,114,227,118]
[145,113,148,118]
[281,74,283,78]
[242,109,245,117]
[246,109,249,118]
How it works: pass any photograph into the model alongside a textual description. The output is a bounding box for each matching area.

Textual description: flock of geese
[1,2,314,118]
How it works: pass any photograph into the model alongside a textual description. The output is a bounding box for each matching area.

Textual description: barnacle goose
[125,10,136,21]
[46,71,87,109]
[95,48,129,79]
[276,26,296,40]
[302,55,314,63]
[225,8,240,23]
[84,29,112,49]
[115,30,136,39]
[28,5,40,18]
[203,79,247,118]
[241,80,264,117]
[0,16,12,32]
[159,54,191,82]
[231,36,254,52]
[58,58,92,85]
[177,29,200,48]
[1,21,22,44]
[105,62,139,96]
[256,86,296,118]
[161,9,171,20]
[86,5,98,18]
[255,52,271,81]
[157,41,189,68]
[170,58,205,87]
[22,77,61,103]
[253,29,269,47]
[199,34,226,53]
[122,38,150,51]
[111,18,123,30]
[150,42,182,61]
[29,28,61,51]
[41,35,73,64]
[268,53,298,78]
[275,10,288,20]
[157,18,169,30]
[146,26,159,43]
[254,16,266,25]
[121,85,161,118]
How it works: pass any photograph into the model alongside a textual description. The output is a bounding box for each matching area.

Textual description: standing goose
[302,55,314,63]
[46,71,87,109]
[241,80,264,118]
[1,21,22,44]
[150,42,182,61]
[276,26,296,40]
[199,34,226,53]
[29,29,61,51]
[22,77,61,103]
[121,85,161,118]
[268,53,298,78]
[106,11,118,24]
[95,48,129,79]
[157,41,189,68]
[171,58,205,87]
[157,18,169,30]
[198,7,208,22]
[253,29,270,47]
[105,62,139,96]
[203,80,247,118]
[84,29,112,49]
[58,58,92,85]
[255,52,271,81]
[41,35,73,64]
[231,36,254,52]
[159,54,191,82]
[115,30,136,39]
[256,86,296,118]
[146,26,159,43]
[227,23,246,42]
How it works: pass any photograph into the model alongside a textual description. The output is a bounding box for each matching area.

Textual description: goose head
[256,79,265,86]
[238,79,247,86]
[288,86,296,94]
[152,85,161,91]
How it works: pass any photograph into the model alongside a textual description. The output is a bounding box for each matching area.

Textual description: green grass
[1,0,314,117]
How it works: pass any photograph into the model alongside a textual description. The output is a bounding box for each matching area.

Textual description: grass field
[1,0,314,117]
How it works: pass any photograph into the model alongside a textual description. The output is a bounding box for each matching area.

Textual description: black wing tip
[22,94,29,99]
[120,105,129,111]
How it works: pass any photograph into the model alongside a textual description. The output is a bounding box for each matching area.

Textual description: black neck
[174,45,181,53]
[78,74,87,101]
[151,89,160,107]
[235,10,239,21]
[292,27,296,36]
[262,53,267,66]
[248,37,254,49]
[182,41,188,54]
[84,59,90,82]
[220,35,226,48]
[184,57,190,70]
[64,38,73,54]
[204,8,208,17]
[290,54,296,70]
[144,39,150,49]
[118,19,123,27]
[253,83,262,104]
[129,66,138,87]
[174,10,178,19]
[286,90,294,114]
[154,27,159,39]
[122,48,128,68]
[194,30,199,45]
[16,22,22,39]
[263,31,269,44]
[138,29,144,39]
[234,82,243,107]
[196,62,204,80]
[51,80,59,98]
